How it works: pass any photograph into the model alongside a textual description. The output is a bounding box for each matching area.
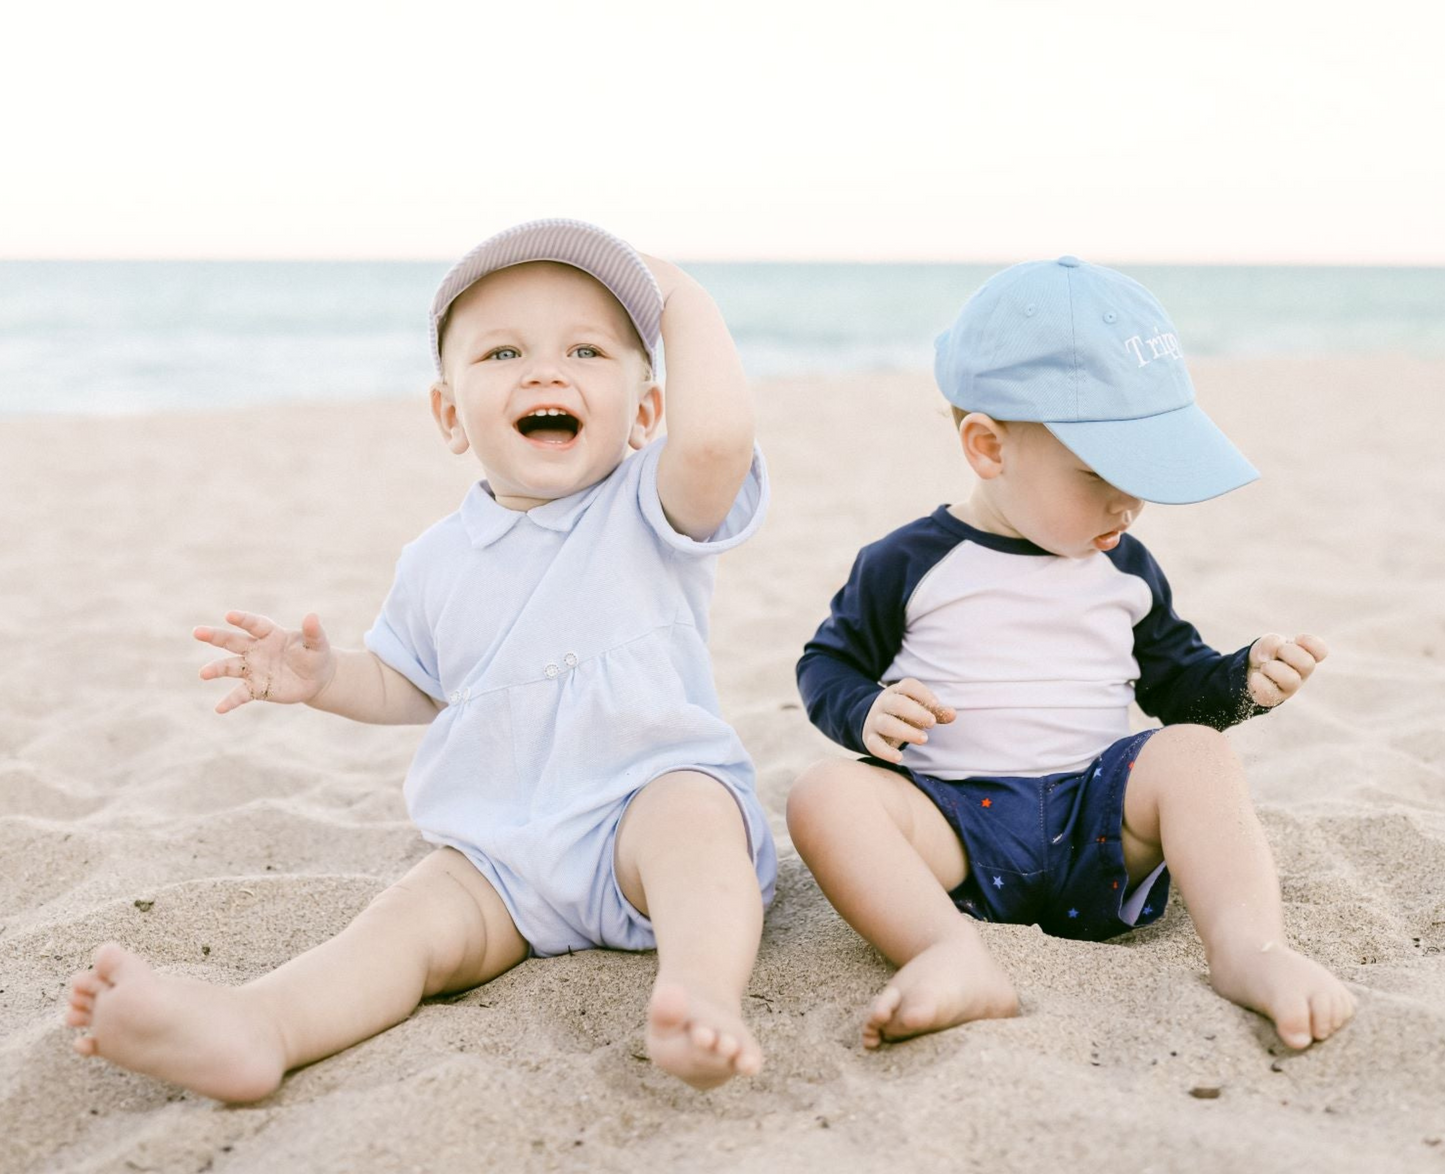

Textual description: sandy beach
[2,358,1443,1173]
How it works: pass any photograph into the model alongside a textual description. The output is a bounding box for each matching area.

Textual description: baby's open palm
[193,611,336,714]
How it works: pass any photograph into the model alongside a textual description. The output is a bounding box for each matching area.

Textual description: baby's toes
[71,970,105,999]
[712,1031,741,1061]
[689,1023,718,1051]
[1309,992,1342,1041]
[1275,1001,1313,1050]
[735,1041,763,1076]
[867,986,901,1029]
[72,1034,98,1057]
[1331,989,1356,1034]
[65,983,96,1025]
[90,943,130,983]
[863,989,900,1048]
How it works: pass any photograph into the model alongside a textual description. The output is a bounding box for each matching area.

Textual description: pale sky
[4,0,1442,263]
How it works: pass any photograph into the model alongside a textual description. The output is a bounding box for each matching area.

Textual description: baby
[64,220,777,1096]
[790,256,1356,1051]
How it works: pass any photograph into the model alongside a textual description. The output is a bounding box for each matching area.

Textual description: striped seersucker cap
[429,218,663,376]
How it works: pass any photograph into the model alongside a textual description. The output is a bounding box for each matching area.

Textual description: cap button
[1057,255,1082,268]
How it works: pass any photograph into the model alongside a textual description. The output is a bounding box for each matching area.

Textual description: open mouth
[515,407,582,446]
[1093,529,1123,552]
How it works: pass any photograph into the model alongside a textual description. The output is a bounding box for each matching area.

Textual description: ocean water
[2,260,1443,416]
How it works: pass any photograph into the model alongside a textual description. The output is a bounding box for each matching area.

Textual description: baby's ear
[630,382,663,449]
[959,413,1006,478]
[430,381,470,455]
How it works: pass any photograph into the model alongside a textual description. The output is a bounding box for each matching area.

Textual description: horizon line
[5,255,1445,269]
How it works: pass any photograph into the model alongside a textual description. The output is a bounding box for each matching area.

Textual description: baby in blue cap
[64,221,777,1097]
[790,257,1355,1052]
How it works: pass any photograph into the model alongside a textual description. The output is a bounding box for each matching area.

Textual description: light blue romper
[364,438,777,956]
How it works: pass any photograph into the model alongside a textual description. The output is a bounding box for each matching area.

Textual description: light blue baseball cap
[934,256,1258,504]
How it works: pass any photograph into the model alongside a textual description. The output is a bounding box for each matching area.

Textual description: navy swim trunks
[872,729,1170,942]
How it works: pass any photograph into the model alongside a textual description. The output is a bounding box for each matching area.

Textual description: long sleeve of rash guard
[796,516,963,754]
[1108,537,1271,730]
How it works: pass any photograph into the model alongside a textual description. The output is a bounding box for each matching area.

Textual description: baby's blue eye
[573,345,600,359]
[488,347,520,361]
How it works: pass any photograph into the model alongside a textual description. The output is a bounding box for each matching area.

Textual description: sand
[2,358,1443,1173]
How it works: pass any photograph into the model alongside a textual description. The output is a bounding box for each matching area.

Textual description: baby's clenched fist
[1248,632,1328,708]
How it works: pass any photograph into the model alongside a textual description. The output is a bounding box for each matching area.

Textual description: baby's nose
[522,360,567,385]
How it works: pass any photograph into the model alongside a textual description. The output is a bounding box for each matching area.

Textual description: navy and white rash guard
[797,507,1267,780]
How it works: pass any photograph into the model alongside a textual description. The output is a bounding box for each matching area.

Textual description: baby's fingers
[192,625,251,654]
[198,656,247,682]
[1250,633,1287,668]
[881,690,941,732]
[300,613,329,651]
[214,683,255,715]
[1248,671,1286,707]
[889,679,956,725]
[1275,640,1321,680]
[1293,633,1329,664]
[874,713,932,748]
[1257,657,1302,695]
[863,730,905,764]
[224,611,277,640]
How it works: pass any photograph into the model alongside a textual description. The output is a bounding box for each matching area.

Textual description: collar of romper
[461,475,610,549]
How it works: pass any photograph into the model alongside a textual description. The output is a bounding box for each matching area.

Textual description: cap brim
[1046,402,1259,504]
[430,219,663,375]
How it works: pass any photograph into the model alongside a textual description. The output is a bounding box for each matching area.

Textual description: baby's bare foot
[1209,939,1357,1050]
[864,933,1019,1049]
[64,943,286,1102]
[646,980,761,1090]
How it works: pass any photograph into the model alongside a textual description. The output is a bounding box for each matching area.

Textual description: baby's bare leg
[787,760,1018,1047]
[64,848,526,1101]
[1122,725,1356,1049]
[613,772,766,1090]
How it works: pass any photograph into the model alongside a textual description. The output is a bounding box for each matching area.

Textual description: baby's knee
[621,772,750,861]
[1134,725,1248,808]
[367,850,513,983]
[786,761,842,831]
[644,771,741,825]
[786,760,887,842]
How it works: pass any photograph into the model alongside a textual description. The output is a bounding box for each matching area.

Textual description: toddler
[790,256,1355,1051]
[65,220,777,1096]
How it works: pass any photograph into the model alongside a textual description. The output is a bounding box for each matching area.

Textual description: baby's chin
[482,459,628,510]
[1025,531,1110,559]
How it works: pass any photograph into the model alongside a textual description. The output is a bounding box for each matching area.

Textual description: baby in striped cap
[66,221,778,1097]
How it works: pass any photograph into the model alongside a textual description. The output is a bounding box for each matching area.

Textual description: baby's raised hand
[636,253,686,304]
[193,611,336,714]
[1247,632,1328,708]
[862,678,956,764]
